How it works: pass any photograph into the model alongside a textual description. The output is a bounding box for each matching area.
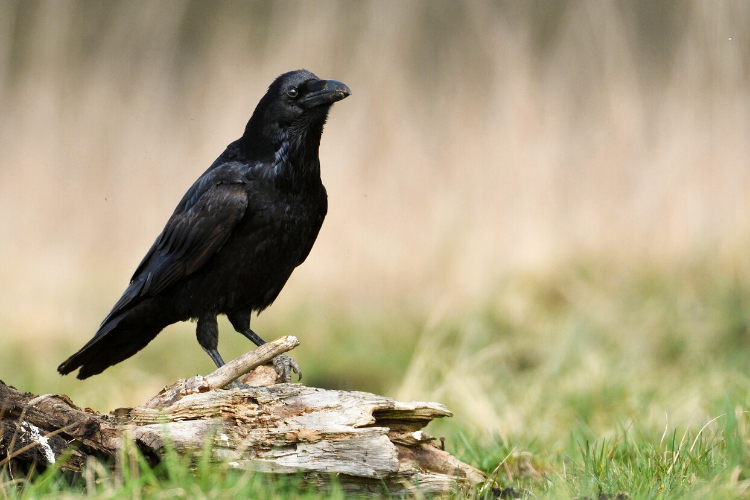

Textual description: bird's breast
[205,187,322,309]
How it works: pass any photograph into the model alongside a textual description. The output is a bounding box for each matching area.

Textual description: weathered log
[1,337,485,496]
[0,386,120,476]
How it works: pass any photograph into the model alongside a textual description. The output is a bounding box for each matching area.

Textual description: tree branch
[205,335,299,389]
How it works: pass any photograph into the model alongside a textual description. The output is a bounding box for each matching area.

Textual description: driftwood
[0,336,485,496]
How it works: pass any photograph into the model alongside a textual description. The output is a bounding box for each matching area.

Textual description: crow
[58,69,350,382]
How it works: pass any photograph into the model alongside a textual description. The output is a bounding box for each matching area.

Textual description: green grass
[5,257,750,498]
[1,438,351,499]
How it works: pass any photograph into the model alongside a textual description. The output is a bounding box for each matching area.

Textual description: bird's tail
[58,308,171,379]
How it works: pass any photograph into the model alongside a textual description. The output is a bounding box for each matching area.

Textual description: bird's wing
[104,180,248,322]
[297,184,328,266]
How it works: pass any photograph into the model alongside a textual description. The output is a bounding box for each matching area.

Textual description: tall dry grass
[0,1,749,406]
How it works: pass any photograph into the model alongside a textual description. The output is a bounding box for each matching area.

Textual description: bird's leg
[227,310,302,383]
[205,349,226,369]
[239,327,267,347]
[196,314,224,368]
[197,314,246,389]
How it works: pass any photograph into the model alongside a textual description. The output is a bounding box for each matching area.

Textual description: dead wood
[0,337,485,496]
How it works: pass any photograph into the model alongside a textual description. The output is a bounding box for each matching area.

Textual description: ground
[3,256,750,498]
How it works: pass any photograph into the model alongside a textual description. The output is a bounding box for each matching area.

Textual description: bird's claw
[273,354,302,383]
[225,380,252,390]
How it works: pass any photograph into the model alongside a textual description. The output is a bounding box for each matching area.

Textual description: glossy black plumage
[58,70,350,380]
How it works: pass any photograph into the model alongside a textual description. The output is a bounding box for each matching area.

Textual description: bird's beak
[302,79,351,108]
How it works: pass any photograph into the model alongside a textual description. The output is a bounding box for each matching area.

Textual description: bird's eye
[286,87,299,99]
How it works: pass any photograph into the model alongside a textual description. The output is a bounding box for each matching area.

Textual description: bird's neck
[242,114,327,190]
[254,124,323,190]
[272,129,322,190]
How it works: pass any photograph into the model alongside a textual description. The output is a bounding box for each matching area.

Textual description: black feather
[58,70,349,379]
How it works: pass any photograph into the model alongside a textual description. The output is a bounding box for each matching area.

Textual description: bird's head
[243,70,351,158]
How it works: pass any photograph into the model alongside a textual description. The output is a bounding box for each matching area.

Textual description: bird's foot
[273,354,302,383]
[225,380,252,390]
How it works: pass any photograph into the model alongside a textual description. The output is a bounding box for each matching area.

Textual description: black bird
[58,70,350,382]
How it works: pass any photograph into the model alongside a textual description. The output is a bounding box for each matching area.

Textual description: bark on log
[0,336,485,496]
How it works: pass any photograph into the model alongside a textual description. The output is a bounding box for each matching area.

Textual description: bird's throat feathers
[242,109,329,189]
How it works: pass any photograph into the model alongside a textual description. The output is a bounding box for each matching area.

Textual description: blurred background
[1,0,750,453]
